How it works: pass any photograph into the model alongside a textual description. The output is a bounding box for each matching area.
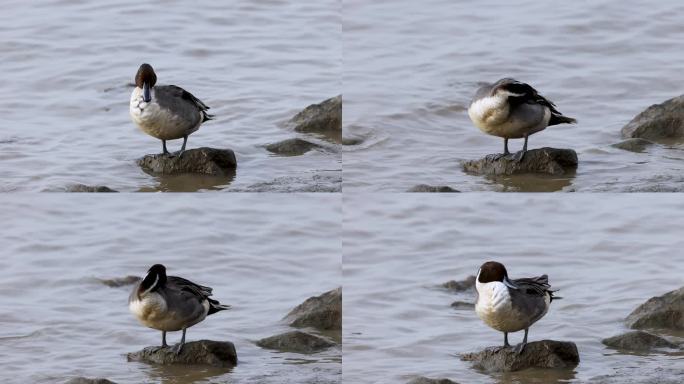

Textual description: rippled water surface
[343,194,684,383]
[343,0,684,192]
[0,195,341,384]
[0,0,340,192]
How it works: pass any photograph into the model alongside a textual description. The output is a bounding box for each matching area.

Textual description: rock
[621,95,684,141]
[127,340,237,367]
[342,135,364,146]
[265,138,321,156]
[66,184,118,193]
[290,95,342,141]
[611,138,654,153]
[137,147,237,176]
[65,379,117,384]
[256,331,335,354]
[408,184,459,193]
[462,148,578,176]
[285,287,341,331]
[586,368,684,384]
[441,276,475,292]
[602,330,679,351]
[461,340,580,372]
[626,286,684,330]
[407,378,459,384]
[98,275,141,287]
[450,301,474,310]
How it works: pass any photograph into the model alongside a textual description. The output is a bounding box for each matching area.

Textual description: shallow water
[343,194,684,383]
[0,0,341,192]
[0,195,341,384]
[342,0,684,192]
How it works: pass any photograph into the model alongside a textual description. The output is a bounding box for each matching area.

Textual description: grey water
[0,195,341,384]
[343,0,684,192]
[0,0,341,192]
[343,194,684,383]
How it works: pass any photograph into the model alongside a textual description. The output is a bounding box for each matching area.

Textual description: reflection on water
[343,194,684,383]
[343,0,684,192]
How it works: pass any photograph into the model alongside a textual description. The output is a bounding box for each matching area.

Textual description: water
[343,194,684,383]
[0,0,341,192]
[342,0,684,192]
[0,194,341,384]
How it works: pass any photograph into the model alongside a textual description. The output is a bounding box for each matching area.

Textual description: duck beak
[142,82,151,103]
[503,277,519,290]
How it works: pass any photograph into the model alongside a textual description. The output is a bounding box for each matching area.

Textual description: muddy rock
[98,275,141,287]
[621,95,684,141]
[463,148,578,176]
[137,147,237,176]
[442,276,475,292]
[65,184,118,193]
[285,287,341,331]
[407,377,460,384]
[461,340,580,372]
[256,330,335,354]
[65,379,117,384]
[626,286,684,330]
[610,138,654,153]
[127,340,237,367]
[290,95,342,139]
[265,138,322,156]
[450,301,474,310]
[602,330,679,351]
[408,184,459,193]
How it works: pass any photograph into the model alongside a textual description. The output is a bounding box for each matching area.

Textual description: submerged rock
[407,378,460,384]
[65,184,118,193]
[442,276,476,292]
[265,138,322,156]
[408,184,459,193]
[290,95,342,138]
[285,287,342,331]
[461,340,579,372]
[137,147,237,176]
[463,148,578,176]
[611,138,654,153]
[98,275,141,287]
[626,286,684,330]
[341,135,364,146]
[127,340,237,367]
[602,330,679,351]
[256,330,335,354]
[621,95,684,141]
[450,301,474,310]
[65,379,117,384]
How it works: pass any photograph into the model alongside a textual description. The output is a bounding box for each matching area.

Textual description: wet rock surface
[611,138,654,153]
[461,340,580,372]
[408,184,459,192]
[621,94,684,141]
[407,378,460,384]
[65,184,118,192]
[127,340,237,367]
[341,135,364,146]
[98,275,140,287]
[586,368,684,384]
[450,301,474,310]
[233,173,341,193]
[65,379,117,384]
[626,286,684,330]
[285,287,342,331]
[265,138,322,156]
[137,147,237,176]
[602,330,679,351]
[441,276,475,292]
[256,330,335,354]
[289,95,342,140]
[463,148,578,176]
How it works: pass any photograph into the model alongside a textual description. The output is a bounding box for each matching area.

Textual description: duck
[467,78,576,161]
[474,261,560,353]
[128,264,230,353]
[129,63,214,157]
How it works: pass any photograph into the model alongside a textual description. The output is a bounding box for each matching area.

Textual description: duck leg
[515,328,529,354]
[170,135,188,158]
[514,134,529,162]
[504,138,510,156]
[161,331,169,348]
[172,327,187,355]
[504,332,511,348]
[162,140,171,156]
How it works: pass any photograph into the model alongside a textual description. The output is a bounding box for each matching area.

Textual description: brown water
[0,195,341,384]
[0,0,341,192]
[343,194,684,383]
[342,0,684,192]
